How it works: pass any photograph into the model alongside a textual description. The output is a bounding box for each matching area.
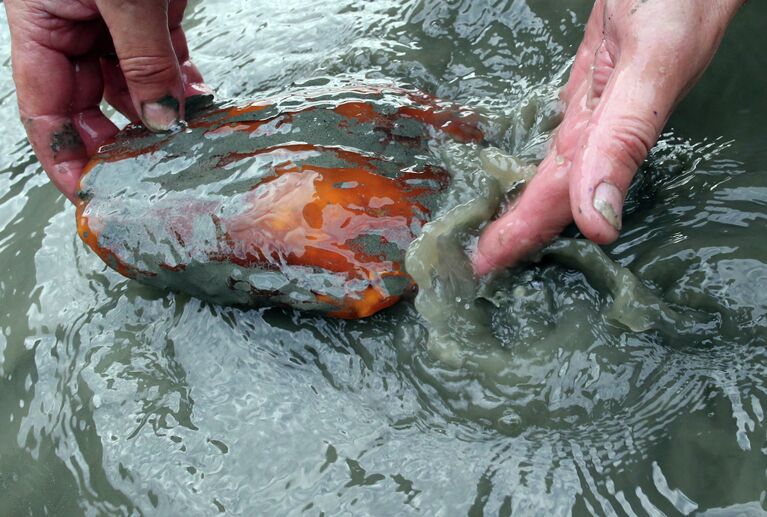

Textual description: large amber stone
[76,85,482,318]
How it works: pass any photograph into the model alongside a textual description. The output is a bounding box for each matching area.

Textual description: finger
[472,1,613,275]
[15,51,118,202]
[568,55,678,244]
[101,38,208,123]
[472,57,595,275]
[168,0,212,97]
[101,55,142,122]
[562,0,606,103]
[99,1,208,122]
[473,153,573,276]
[95,0,185,131]
[90,30,141,121]
[72,56,120,156]
[180,59,212,98]
[170,25,213,97]
[9,25,96,202]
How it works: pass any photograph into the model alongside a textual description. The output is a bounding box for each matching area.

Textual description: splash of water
[406,90,714,375]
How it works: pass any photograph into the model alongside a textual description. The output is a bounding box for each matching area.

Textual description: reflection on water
[1,0,766,515]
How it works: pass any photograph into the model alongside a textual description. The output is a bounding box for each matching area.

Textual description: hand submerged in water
[3,0,208,203]
[473,0,744,275]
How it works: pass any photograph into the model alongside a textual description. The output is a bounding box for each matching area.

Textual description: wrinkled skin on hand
[77,86,483,318]
[3,0,208,202]
[473,0,744,275]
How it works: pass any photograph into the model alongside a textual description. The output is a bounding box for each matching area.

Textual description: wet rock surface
[76,86,483,318]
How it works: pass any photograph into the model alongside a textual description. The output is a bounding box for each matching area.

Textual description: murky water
[1,1,766,515]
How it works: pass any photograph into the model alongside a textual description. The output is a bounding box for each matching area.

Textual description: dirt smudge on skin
[50,121,85,157]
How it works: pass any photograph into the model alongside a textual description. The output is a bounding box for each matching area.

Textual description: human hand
[3,0,209,203]
[473,0,743,275]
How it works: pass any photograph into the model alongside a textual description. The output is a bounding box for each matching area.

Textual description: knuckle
[603,115,657,171]
[119,55,178,86]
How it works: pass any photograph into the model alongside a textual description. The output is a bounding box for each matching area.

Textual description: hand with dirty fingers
[473,0,745,275]
[3,0,208,203]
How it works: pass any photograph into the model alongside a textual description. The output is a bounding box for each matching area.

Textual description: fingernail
[593,182,623,231]
[187,82,215,97]
[141,95,181,132]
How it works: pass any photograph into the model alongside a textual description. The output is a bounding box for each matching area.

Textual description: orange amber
[76,85,483,318]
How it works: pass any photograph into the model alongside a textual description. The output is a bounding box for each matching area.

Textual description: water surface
[1,1,766,515]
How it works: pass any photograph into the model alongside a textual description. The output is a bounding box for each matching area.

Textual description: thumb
[96,0,184,132]
[569,57,679,244]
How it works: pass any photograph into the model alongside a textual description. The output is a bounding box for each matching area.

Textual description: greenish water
[1,1,767,515]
